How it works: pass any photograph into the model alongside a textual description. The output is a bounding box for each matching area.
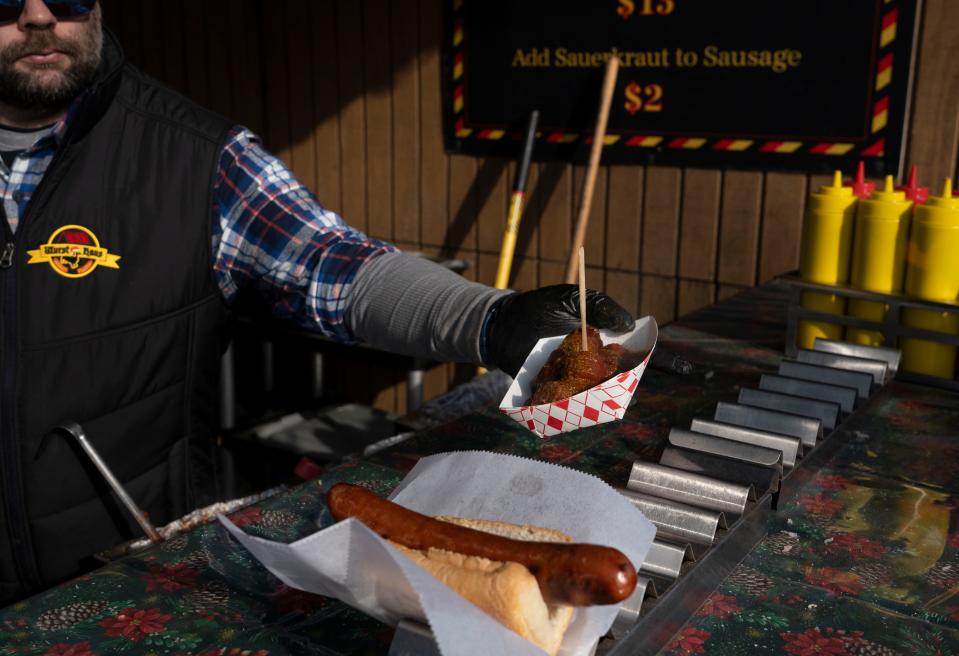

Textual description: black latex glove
[483,284,635,377]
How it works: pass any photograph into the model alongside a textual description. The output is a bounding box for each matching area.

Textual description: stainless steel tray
[388,339,899,656]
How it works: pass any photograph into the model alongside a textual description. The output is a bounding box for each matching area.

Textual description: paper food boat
[219,451,656,656]
[499,317,658,437]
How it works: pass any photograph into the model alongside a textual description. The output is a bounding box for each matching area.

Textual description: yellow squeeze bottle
[900,179,959,379]
[847,175,912,346]
[797,171,857,348]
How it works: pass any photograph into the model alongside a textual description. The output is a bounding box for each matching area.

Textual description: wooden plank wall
[100,0,959,412]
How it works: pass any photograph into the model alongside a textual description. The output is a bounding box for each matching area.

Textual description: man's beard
[0,14,103,116]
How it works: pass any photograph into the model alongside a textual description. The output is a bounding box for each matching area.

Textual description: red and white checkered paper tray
[499,316,658,437]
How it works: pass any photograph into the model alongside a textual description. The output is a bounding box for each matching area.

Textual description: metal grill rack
[780,273,957,391]
[388,338,898,656]
[602,337,895,655]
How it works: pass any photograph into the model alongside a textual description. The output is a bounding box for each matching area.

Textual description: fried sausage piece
[529,328,626,404]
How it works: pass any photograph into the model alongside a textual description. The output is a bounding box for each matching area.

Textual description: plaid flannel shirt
[0,115,395,342]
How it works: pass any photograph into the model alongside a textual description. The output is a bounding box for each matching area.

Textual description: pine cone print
[160,534,189,553]
[926,562,959,589]
[259,510,299,530]
[34,600,109,631]
[808,513,833,531]
[847,638,902,656]
[179,549,210,570]
[764,531,800,555]
[296,493,323,512]
[851,561,893,588]
[726,566,774,596]
[184,580,231,616]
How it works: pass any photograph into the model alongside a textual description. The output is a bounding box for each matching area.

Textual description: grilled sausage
[327,482,637,606]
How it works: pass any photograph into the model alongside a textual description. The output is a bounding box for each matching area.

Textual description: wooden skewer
[565,56,620,284]
[578,246,587,351]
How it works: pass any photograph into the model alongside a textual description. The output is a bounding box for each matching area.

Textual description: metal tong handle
[46,422,162,543]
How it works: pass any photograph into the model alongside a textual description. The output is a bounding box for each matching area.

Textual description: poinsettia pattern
[143,562,200,592]
[695,593,741,619]
[781,627,866,656]
[803,567,866,595]
[824,533,888,559]
[41,643,96,656]
[814,474,853,491]
[666,626,711,655]
[97,607,172,641]
[799,493,843,516]
[226,505,264,528]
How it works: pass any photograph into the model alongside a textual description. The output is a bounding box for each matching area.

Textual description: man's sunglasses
[0,0,96,23]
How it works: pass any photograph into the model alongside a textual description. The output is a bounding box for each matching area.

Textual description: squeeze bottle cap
[868,175,907,203]
[808,170,855,214]
[918,178,959,220]
[896,165,929,204]
[819,170,853,197]
[846,161,877,199]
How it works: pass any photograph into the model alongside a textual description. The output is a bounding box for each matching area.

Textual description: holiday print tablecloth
[2,282,958,656]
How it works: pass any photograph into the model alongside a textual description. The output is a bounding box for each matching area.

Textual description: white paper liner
[499,318,659,437]
[219,450,656,656]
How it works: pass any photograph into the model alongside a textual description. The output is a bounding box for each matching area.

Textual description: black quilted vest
[0,30,232,603]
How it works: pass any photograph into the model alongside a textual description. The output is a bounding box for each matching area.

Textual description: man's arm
[212,127,397,342]
[345,251,509,364]
[212,127,635,374]
[211,127,506,363]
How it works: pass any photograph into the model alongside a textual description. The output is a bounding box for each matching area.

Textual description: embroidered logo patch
[27,225,121,279]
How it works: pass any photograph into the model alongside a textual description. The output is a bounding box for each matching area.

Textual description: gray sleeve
[345,252,512,364]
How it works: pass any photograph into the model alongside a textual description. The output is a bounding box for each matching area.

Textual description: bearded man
[0,0,634,604]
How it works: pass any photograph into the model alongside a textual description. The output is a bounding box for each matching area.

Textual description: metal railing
[780,273,959,391]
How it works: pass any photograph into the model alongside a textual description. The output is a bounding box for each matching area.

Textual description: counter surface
[2,283,958,656]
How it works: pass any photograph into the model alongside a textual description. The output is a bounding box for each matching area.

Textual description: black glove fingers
[484,285,635,377]
[585,292,635,332]
[552,284,581,318]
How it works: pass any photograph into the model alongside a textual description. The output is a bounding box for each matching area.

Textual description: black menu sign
[443,0,917,174]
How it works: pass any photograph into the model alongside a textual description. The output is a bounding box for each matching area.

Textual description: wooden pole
[564,56,620,284]
[578,246,588,351]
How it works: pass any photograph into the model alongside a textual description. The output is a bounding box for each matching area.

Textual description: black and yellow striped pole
[494,109,540,290]
[479,110,539,376]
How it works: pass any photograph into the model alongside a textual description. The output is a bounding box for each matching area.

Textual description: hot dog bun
[391,516,574,656]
